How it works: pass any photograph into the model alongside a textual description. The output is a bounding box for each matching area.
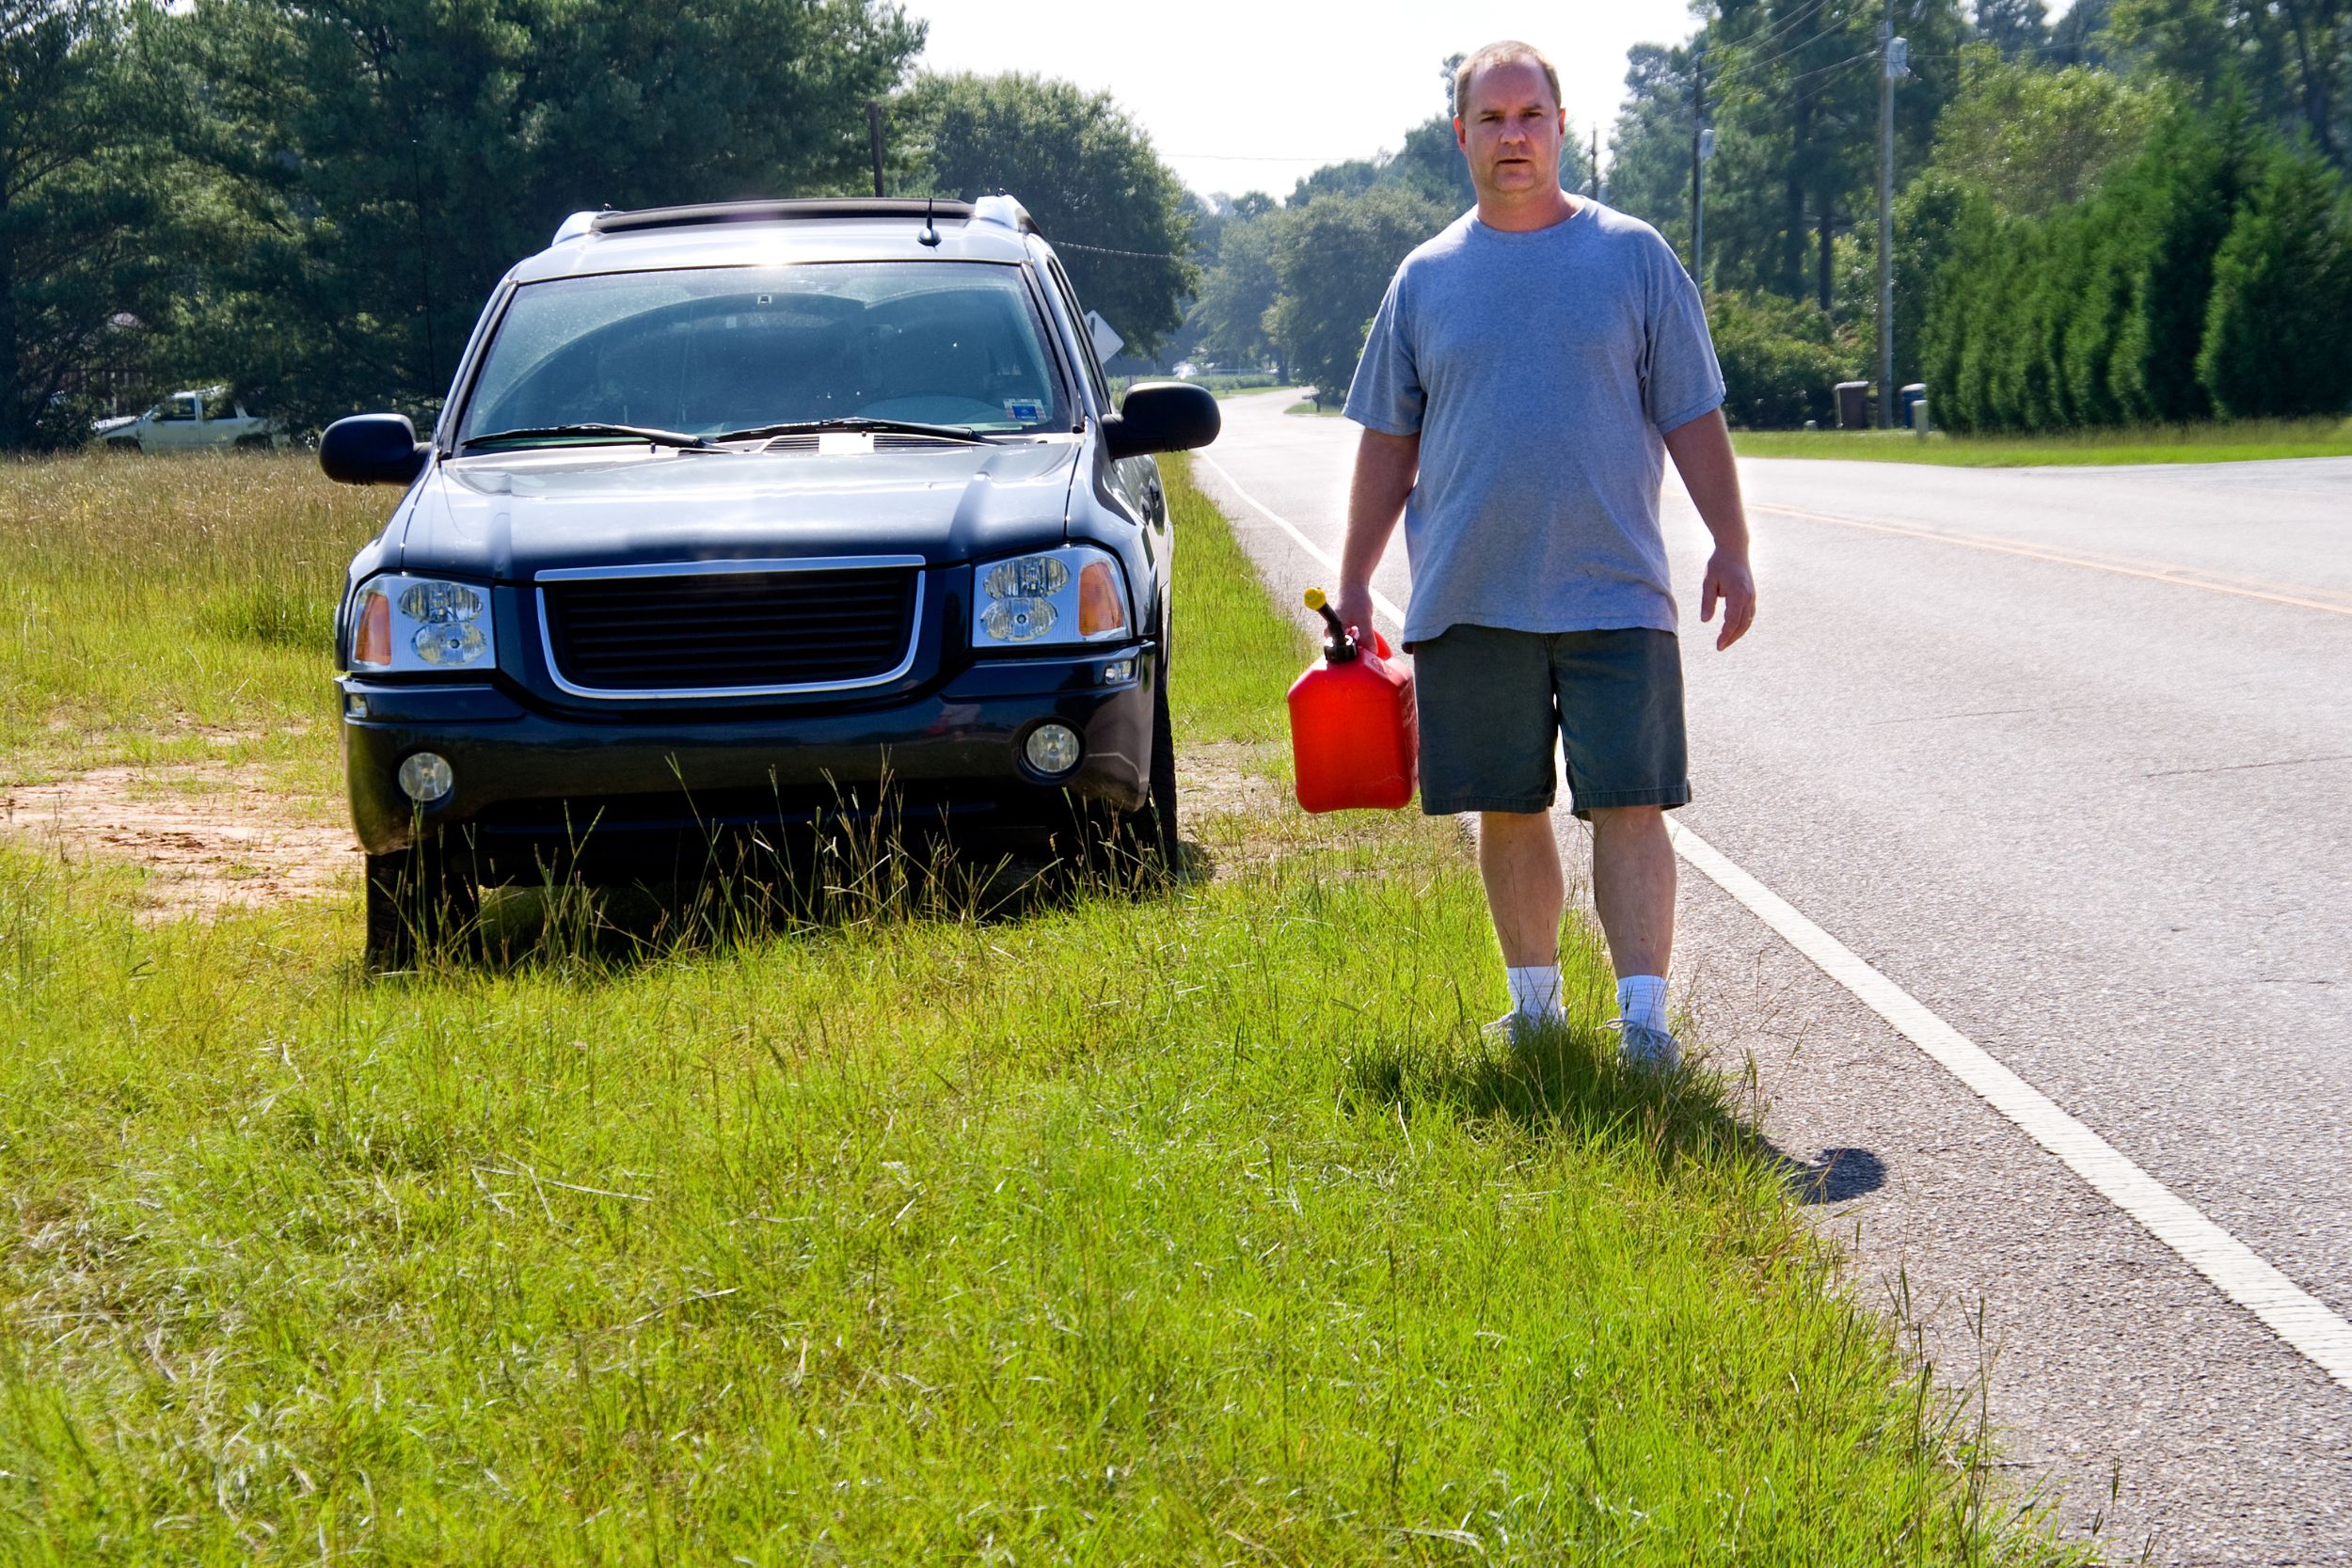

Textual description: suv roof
[514,196,1045,283]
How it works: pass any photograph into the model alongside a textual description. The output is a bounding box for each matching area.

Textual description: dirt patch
[1,765,357,919]
[1177,740,1292,824]
[1177,741,1299,881]
[0,745,1326,911]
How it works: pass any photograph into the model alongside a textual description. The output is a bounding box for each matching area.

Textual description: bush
[2197,153,2352,419]
[1915,102,2343,433]
[1706,292,1856,429]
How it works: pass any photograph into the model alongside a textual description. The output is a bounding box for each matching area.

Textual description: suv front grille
[538,561,922,696]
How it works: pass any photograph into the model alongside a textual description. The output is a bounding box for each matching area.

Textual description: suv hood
[397,440,1081,580]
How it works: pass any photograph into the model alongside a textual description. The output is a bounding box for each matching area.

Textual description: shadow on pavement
[1772,1145,1889,1205]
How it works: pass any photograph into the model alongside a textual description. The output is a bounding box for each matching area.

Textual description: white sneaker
[1614,1021,1681,1072]
[1484,1010,1565,1051]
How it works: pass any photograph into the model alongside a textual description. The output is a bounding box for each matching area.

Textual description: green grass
[1284,399,1349,419]
[0,451,2088,1562]
[1733,416,2352,466]
[1110,374,1291,400]
[0,450,385,801]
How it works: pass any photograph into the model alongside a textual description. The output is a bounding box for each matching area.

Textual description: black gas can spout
[1302,587,1359,662]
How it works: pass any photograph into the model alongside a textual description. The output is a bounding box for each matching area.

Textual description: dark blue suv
[320,197,1218,958]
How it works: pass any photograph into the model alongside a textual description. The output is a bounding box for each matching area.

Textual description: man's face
[1454,58,1565,200]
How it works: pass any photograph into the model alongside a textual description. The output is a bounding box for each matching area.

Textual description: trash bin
[1835,380,1872,430]
[1899,383,1928,429]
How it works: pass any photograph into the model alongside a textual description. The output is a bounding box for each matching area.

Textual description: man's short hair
[1453,40,1562,119]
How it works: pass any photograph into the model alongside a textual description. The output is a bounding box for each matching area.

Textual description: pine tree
[2197,151,2352,416]
[2107,102,2268,421]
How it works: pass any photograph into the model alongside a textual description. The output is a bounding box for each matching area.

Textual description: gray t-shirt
[1343,200,1724,645]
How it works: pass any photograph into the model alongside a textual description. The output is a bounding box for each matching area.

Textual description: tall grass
[0,451,2090,1562]
[0,451,387,792]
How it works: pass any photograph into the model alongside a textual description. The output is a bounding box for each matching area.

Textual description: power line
[1710,1,1872,87]
[1716,45,1879,102]
[1054,239,1192,261]
[1713,37,1867,97]
[1727,0,1846,58]
[1785,47,1881,87]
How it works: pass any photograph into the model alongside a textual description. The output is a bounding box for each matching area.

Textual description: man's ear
[1453,116,1467,152]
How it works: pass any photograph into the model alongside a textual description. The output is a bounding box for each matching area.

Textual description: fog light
[1024,722,1081,777]
[1100,658,1135,685]
[344,691,369,718]
[397,752,454,803]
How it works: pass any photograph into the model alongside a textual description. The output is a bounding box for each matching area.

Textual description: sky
[898,0,1706,200]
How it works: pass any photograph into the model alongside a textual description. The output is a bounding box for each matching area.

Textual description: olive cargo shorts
[1412,624,1690,818]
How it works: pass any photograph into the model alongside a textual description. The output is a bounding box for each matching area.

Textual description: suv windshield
[458,261,1070,444]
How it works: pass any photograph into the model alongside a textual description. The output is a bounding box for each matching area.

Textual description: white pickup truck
[94,388,288,452]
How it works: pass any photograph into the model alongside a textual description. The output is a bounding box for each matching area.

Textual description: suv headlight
[348,573,498,673]
[972,546,1130,650]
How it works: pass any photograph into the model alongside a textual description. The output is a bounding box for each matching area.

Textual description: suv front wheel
[1069,645,1179,879]
[1136,653,1179,864]
[364,835,481,968]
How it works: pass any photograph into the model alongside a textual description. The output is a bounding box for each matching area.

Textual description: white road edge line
[1671,823,2352,1393]
[1196,454,1409,628]
[1194,448,2352,1396]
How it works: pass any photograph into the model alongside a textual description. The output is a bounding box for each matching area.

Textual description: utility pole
[1590,124,1600,198]
[866,101,886,198]
[1877,7,1909,428]
[1689,43,1708,287]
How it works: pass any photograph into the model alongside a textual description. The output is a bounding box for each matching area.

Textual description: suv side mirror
[1103,382,1219,459]
[321,414,429,485]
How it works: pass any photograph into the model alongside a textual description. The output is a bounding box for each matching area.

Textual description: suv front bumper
[341,644,1155,876]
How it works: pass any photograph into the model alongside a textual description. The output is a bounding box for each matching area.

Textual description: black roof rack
[589,198,978,236]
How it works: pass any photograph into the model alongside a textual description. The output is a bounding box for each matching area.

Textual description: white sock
[1616,974,1668,1033]
[1506,964,1565,1021]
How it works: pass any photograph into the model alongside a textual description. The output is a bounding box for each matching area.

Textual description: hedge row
[1918,106,2352,432]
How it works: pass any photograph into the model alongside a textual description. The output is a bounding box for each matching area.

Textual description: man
[1333,39,1756,1069]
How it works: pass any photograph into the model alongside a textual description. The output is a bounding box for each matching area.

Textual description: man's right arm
[1337,427,1419,644]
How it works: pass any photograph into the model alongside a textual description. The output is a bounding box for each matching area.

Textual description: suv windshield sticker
[1003,400,1042,423]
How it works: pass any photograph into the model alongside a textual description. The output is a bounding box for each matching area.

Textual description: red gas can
[1287,588,1418,813]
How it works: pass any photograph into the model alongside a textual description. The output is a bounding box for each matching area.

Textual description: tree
[2197,150,2352,415]
[0,1,180,450]
[903,71,1197,356]
[1387,116,1479,210]
[2113,0,2349,166]
[1185,210,1283,372]
[1912,97,2340,431]
[179,0,922,426]
[1973,0,2051,56]
[1926,46,2171,220]
[1608,42,1698,260]
[1265,187,1448,407]
[2106,103,2269,420]
[1609,0,1969,309]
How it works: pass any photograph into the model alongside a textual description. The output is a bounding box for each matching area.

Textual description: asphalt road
[1195,389,2352,1564]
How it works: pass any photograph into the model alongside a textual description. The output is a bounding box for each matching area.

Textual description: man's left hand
[1700,551,1756,651]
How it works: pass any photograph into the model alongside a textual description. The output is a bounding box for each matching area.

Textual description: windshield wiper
[711,417,988,445]
[461,422,713,451]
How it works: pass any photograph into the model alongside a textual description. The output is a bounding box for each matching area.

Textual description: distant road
[1196,389,2352,1563]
